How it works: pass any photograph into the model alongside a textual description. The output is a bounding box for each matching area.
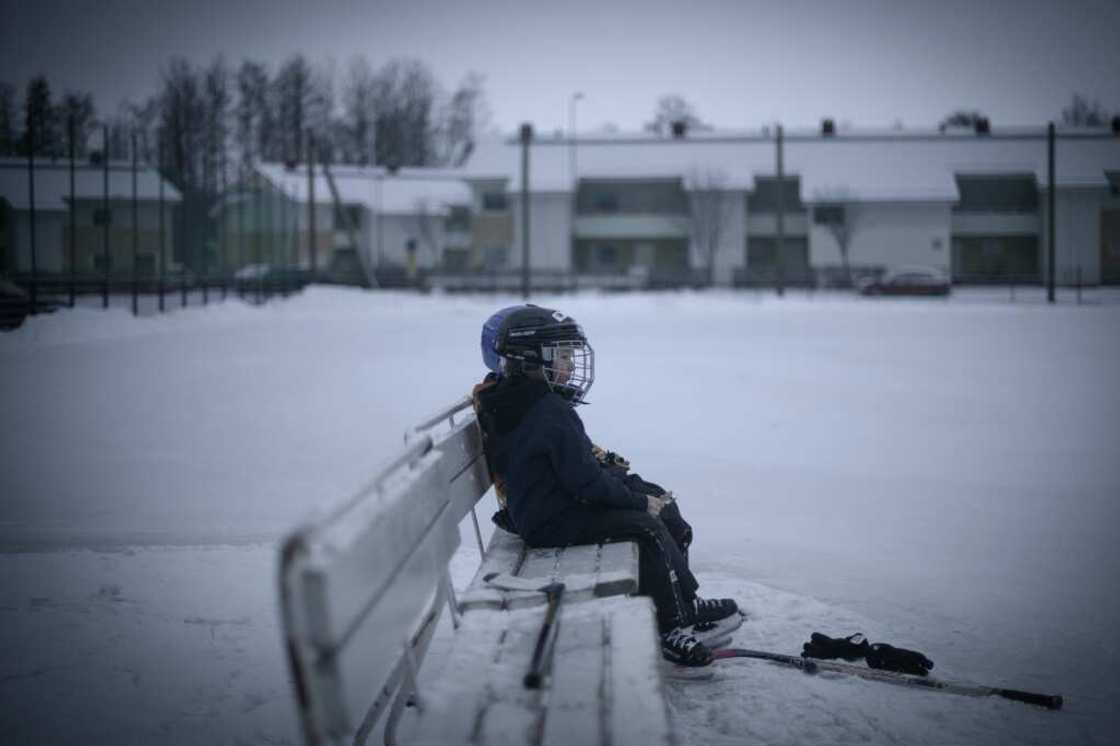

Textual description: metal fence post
[775,124,785,298]
[519,123,533,299]
[220,148,227,301]
[255,174,263,304]
[68,115,76,308]
[307,131,317,279]
[238,170,245,299]
[27,129,38,314]
[158,136,166,314]
[102,124,110,309]
[1047,122,1056,304]
[131,131,139,316]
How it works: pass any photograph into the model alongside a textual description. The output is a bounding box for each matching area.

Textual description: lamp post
[568,92,584,187]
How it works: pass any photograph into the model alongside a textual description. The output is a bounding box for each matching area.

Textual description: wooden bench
[278,396,674,745]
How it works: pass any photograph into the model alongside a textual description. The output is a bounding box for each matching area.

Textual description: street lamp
[568,92,584,187]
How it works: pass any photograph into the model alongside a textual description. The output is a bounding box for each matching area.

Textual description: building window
[748,177,804,212]
[482,192,508,211]
[446,206,471,231]
[592,192,619,213]
[482,245,508,270]
[334,204,362,227]
[814,204,845,225]
[442,248,469,271]
[954,175,1038,212]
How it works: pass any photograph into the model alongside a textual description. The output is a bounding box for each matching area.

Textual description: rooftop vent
[821,118,835,136]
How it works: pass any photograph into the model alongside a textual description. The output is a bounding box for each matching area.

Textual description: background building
[0,157,181,277]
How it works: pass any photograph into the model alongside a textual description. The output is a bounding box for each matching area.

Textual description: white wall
[810,202,952,273]
[1043,187,1119,284]
[688,189,747,285]
[510,193,573,271]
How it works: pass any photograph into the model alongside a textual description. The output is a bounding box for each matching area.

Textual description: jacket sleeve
[543,404,647,512]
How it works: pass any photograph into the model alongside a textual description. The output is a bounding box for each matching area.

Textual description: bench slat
[607,605,674,746]
[460,529,640,612]
[540,610,605,746]
[410,596,670,746]
[431,416,493,525]
[301,452,453,649]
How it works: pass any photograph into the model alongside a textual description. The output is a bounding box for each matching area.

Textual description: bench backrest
[279,396,490,745]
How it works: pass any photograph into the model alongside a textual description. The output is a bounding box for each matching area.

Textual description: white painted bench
[278,396,673,745]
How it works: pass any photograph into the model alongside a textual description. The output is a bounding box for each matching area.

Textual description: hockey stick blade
[483,572,562,594]
[713,648,1062,710]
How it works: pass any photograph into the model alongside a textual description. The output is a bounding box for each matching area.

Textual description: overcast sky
[2,0,1118,134]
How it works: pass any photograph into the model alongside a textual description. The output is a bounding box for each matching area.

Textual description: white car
[858,266,951,296]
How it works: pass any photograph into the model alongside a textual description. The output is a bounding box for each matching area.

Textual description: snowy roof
[0,157,182,211]
[255,162,471,215]
[461,128,1120,202]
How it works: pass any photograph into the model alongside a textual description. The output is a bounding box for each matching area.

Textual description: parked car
[0,278,63,330]
[857,266,951,296]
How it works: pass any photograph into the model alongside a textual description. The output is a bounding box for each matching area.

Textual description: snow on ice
[1,287,1118,744]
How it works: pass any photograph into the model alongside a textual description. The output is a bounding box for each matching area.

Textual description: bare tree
[203,56,231,193]
[1062,93,1110,127]
[812,188,861,286]
[272,55,312,164]
[56,91,96,157]
[645,94,710,137]
[371,58,438,168]
[687,169,729,286]
[23,75,62,156]
[341,56,376,164]
[0,82,14,156]
[159,57,206,189]
[236,60,270,173]
[433,71,488,166]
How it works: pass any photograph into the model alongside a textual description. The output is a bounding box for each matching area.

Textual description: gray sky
[2,0,1118,133]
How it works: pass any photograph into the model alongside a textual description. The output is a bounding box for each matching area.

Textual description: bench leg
[470,506,486,559]
[443,569,461,630]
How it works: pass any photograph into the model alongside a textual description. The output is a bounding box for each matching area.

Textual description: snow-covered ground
[1,287,1117,745]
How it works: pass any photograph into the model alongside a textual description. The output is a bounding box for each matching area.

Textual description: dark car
[858,266,951,296]
[0,278,63,330]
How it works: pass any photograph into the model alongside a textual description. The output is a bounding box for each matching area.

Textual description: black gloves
[866,643,934,676]
[801,633,870,661]
[802,633,934,676]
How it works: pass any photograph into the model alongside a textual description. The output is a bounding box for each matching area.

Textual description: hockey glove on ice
[865,643,934,676]
[801,632,870,661]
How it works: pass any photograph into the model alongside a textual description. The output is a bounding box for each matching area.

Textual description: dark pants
[525,501,698,632]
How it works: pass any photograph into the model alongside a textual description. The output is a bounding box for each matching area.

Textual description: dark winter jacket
[473,374,647,543]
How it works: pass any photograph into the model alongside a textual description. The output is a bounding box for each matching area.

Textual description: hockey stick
[482,571,558,593]
[711,648,1063,710]
[523,582,565,689]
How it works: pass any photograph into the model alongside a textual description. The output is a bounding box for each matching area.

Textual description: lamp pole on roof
[569,92,584,188]
[520,123,533,299]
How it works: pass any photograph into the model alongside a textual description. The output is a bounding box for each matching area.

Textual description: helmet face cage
[539,338,594,404]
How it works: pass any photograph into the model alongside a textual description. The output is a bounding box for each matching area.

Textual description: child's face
[550,347,574,385]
